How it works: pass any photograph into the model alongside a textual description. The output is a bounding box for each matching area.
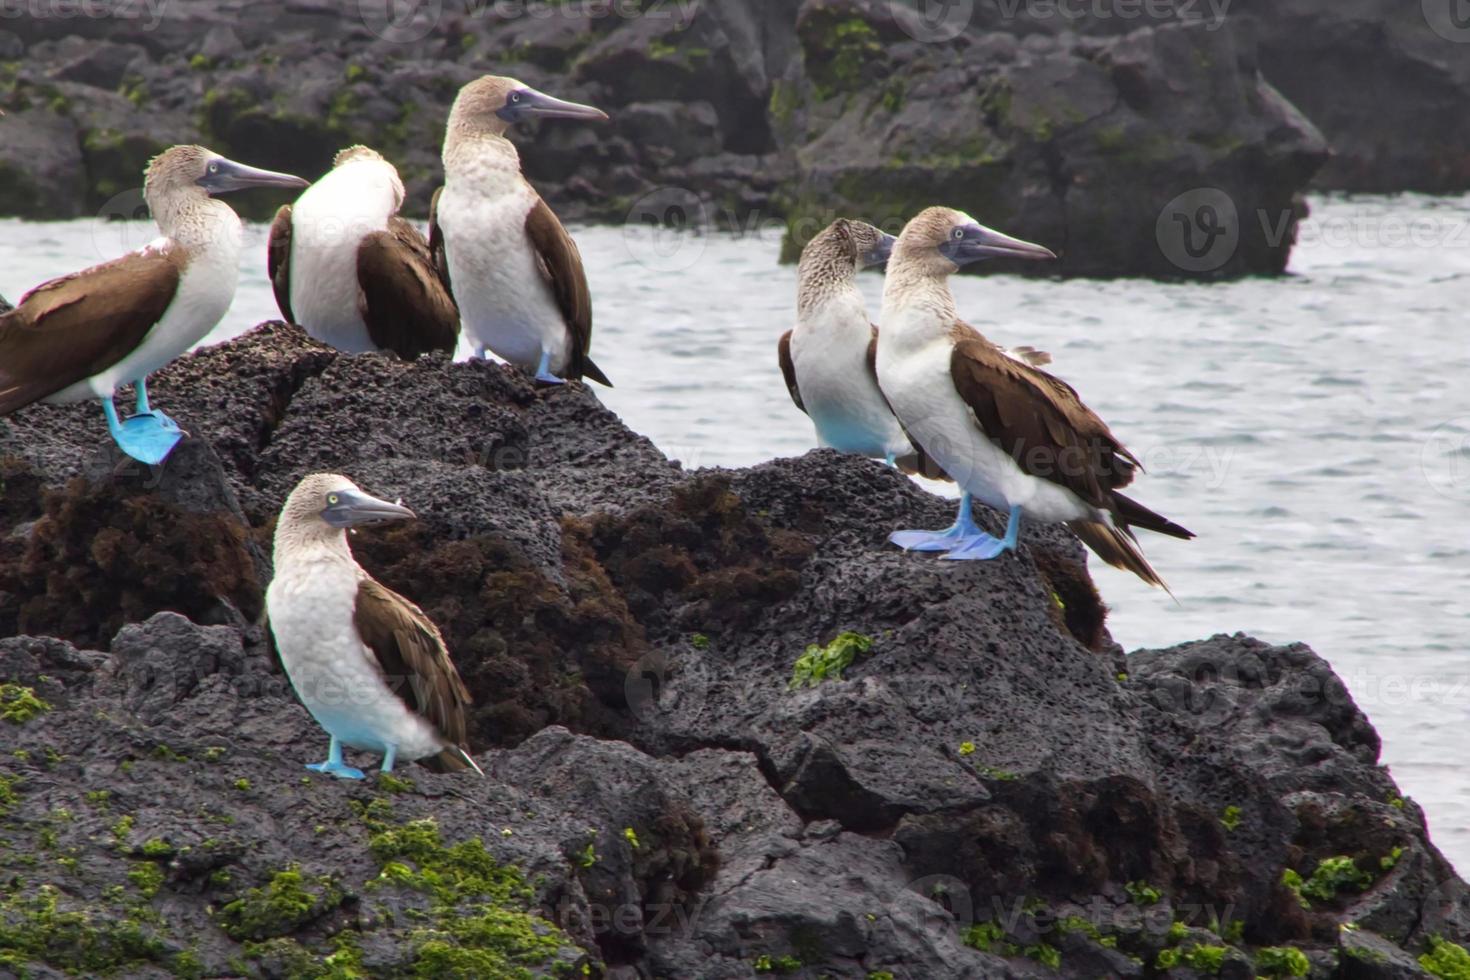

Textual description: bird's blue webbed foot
[532,347,567,385]
[305,737,365,780]
[890,492,985,552]
[942,505,1022,562]
[102,395,184,465]
[379,745,397,775]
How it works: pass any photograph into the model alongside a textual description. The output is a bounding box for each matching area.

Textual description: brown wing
[777,329,805,413]
[524,196,611,386]
[356,217,461,359]
[950,335,1142,510]
[0,247,182,414]
[427,186,452,299]
[353,578,479,773]
[267,205,295,324]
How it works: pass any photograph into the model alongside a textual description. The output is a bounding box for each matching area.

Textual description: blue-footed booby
[267,146,459,359]
[266,474,482,780]
[876,207,1193,587]
[779,218,910,464]
[0,145,306,464]
[430,75,612,385]
[779,217,1052,473]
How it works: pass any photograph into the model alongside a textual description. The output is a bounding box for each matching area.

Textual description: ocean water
[2,194,1467,874]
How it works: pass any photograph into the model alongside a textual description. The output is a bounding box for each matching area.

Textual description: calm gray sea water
[2,194,1466,873]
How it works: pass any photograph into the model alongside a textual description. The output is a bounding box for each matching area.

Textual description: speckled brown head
[799,218,895,282]
[275,473,416,552]
[143,144,307,211]
[446,74,608,141]
[330,145,405,210]
[893,206,1056,277]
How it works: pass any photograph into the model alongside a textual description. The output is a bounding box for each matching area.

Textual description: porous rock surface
[0,325,1466,978]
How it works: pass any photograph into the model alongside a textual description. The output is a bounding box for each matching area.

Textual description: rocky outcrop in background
[1,0,1466,278]
[1,325,1467,978]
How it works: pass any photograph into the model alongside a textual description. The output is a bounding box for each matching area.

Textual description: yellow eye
[327,493,339,505]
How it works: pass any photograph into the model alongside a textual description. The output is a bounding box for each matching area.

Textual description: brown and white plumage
[876,206,1192,588]
[268,146,459,359]
[431,75,611,385]
[1,145,306,416]
[266,473,481,777]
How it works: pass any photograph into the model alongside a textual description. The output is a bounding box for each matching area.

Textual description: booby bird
[267,146,459,359]
[0,145,306,464]
[876,207,1194,587]
[779,217,1052,469]
[779,218,910,464]
[430,75,612,385]
[266,473,482,780]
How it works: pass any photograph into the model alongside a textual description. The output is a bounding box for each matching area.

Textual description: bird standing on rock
[267,145,460,360]
[430,74,612,385]
[0,145,306,464]
[876,207,1193,587]
[780,217,1052,535]
[779,218,912,465]
[266,473,482,780]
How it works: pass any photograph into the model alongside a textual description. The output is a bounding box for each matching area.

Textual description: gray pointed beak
[197,157,309,195]
[863,232,898,268]
[499,86,608,124]
[941,223,1057,265]
[321,489,416,528]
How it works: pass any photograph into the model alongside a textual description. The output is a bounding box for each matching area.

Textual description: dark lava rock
[0,0,1363,278]
[0,325,1466,978]
[1234,0,1470,193]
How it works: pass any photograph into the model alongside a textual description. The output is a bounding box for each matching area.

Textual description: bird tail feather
[1111,492,1194,540]
[579,355,613,387]
[1067,520,1173,595]
[423,744,484,775]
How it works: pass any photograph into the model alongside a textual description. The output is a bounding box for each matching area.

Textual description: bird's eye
[510,92,521,102]
[327,493,340,506]
[952,228,964,240]
[209,162,219,173]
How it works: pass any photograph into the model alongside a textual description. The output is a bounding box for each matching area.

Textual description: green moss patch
[0,685,50,724]
[216,865,344,941]
[789,631,873,688]
[1421,936,1470,980]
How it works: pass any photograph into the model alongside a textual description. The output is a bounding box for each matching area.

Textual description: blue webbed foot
[306,759,366,780]
[941,533,1014,561]
[304,736,363,779]
[941,504,1022,562]
[890,491,983,552]
[532,347,567,385]
[889,526,979,552]
[102,396,184,465]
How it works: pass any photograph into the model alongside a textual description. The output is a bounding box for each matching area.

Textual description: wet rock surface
[0,325,1467,978]
[8,0,1463,276]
